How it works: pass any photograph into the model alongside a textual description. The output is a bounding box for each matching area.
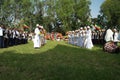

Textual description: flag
[23,24,29,29]
[94,25,101,30]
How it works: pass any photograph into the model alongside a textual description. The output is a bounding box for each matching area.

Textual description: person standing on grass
[104,28,113,42]
[118,30,120,40]
[33,24,41,49]
[78,27,84,47]
[113,29,119,46]
[0,25,4,48]
[68,31,71,44]
[84,26,93,49]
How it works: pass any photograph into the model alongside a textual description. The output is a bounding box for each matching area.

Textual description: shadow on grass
[0,44,120,80]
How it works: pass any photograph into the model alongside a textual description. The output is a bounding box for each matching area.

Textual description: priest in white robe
[105,28,113,42]
[33,24,41,48]
[84,26,93,49]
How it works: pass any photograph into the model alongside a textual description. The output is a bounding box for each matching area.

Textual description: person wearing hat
[76,30,80,46]
[71,31,75,45]
[0,25,4,48]
[84,26,93,49]
[33,24,41,49]
[40,26,46,46]
[68,31,71,44]
[78,27,84,47]
[69,31,73,44]
[113,29,119,45]
[84,26,87,31]
[74,30,79,46]
[104,28,113,42]
[118,30,120,41]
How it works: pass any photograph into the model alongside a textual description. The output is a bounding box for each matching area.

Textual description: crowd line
[67,25,120,52]
[1,23,120,53]
[0,24,28,48]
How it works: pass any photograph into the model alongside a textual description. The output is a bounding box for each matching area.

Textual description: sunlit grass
[0,40,120,80]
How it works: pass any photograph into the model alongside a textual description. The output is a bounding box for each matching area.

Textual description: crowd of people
[1,23,120,53]
[67,26,93,49]
[67,25,120,53]
[45,32,63,41]
[104,28,120,53]
[0,24,28,48]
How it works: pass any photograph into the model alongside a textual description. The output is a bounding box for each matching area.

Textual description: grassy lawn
[0,40,120,80]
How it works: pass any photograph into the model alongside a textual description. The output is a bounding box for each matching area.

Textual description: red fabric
[23,25,29,29]
[94,26,101,30]
[56,33,63,39]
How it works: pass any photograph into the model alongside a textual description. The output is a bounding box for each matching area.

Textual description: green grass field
[0,41,120,80]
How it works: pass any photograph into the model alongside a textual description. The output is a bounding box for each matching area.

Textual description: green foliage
[100,0,120,28]
[74,0,91,22]
[55,0,91,32]
[0,0,91,33]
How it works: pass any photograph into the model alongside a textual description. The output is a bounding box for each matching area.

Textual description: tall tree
[41,0,57,32]
[0,0,32,27]
[55,0,75,33]
[74,0,91,25]
[0,0,91,33]
[100,0,120,28]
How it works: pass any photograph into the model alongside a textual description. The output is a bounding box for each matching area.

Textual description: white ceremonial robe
[78,32,84,47]
[118,31,120,41]
[0,27,3,36]
[105,29,113,42]
[68,34,71,44]
[118,31,120,40]
[76,33,79,46]
[113,32,119,42]
[71,34,74,45]
[84,29,93,49]
[33,28,41,48]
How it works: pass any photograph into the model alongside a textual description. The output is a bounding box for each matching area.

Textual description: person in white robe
[118,30,120,41]
[78,27,84,47]
[71,31,75,45]
[113,29,119,45]
[84,26,93,49]
[76,30,79,46]
[74,30,79,46]
[68,31,71,44]
[0,25,4,48]
[33,24,41,48]
[105,28,113,42]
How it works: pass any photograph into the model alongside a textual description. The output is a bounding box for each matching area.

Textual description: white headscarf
[105,29,113,42]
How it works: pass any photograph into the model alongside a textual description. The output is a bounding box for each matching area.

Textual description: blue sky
[90,0,105,18]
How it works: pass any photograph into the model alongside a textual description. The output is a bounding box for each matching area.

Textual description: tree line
[0,0,119,34]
